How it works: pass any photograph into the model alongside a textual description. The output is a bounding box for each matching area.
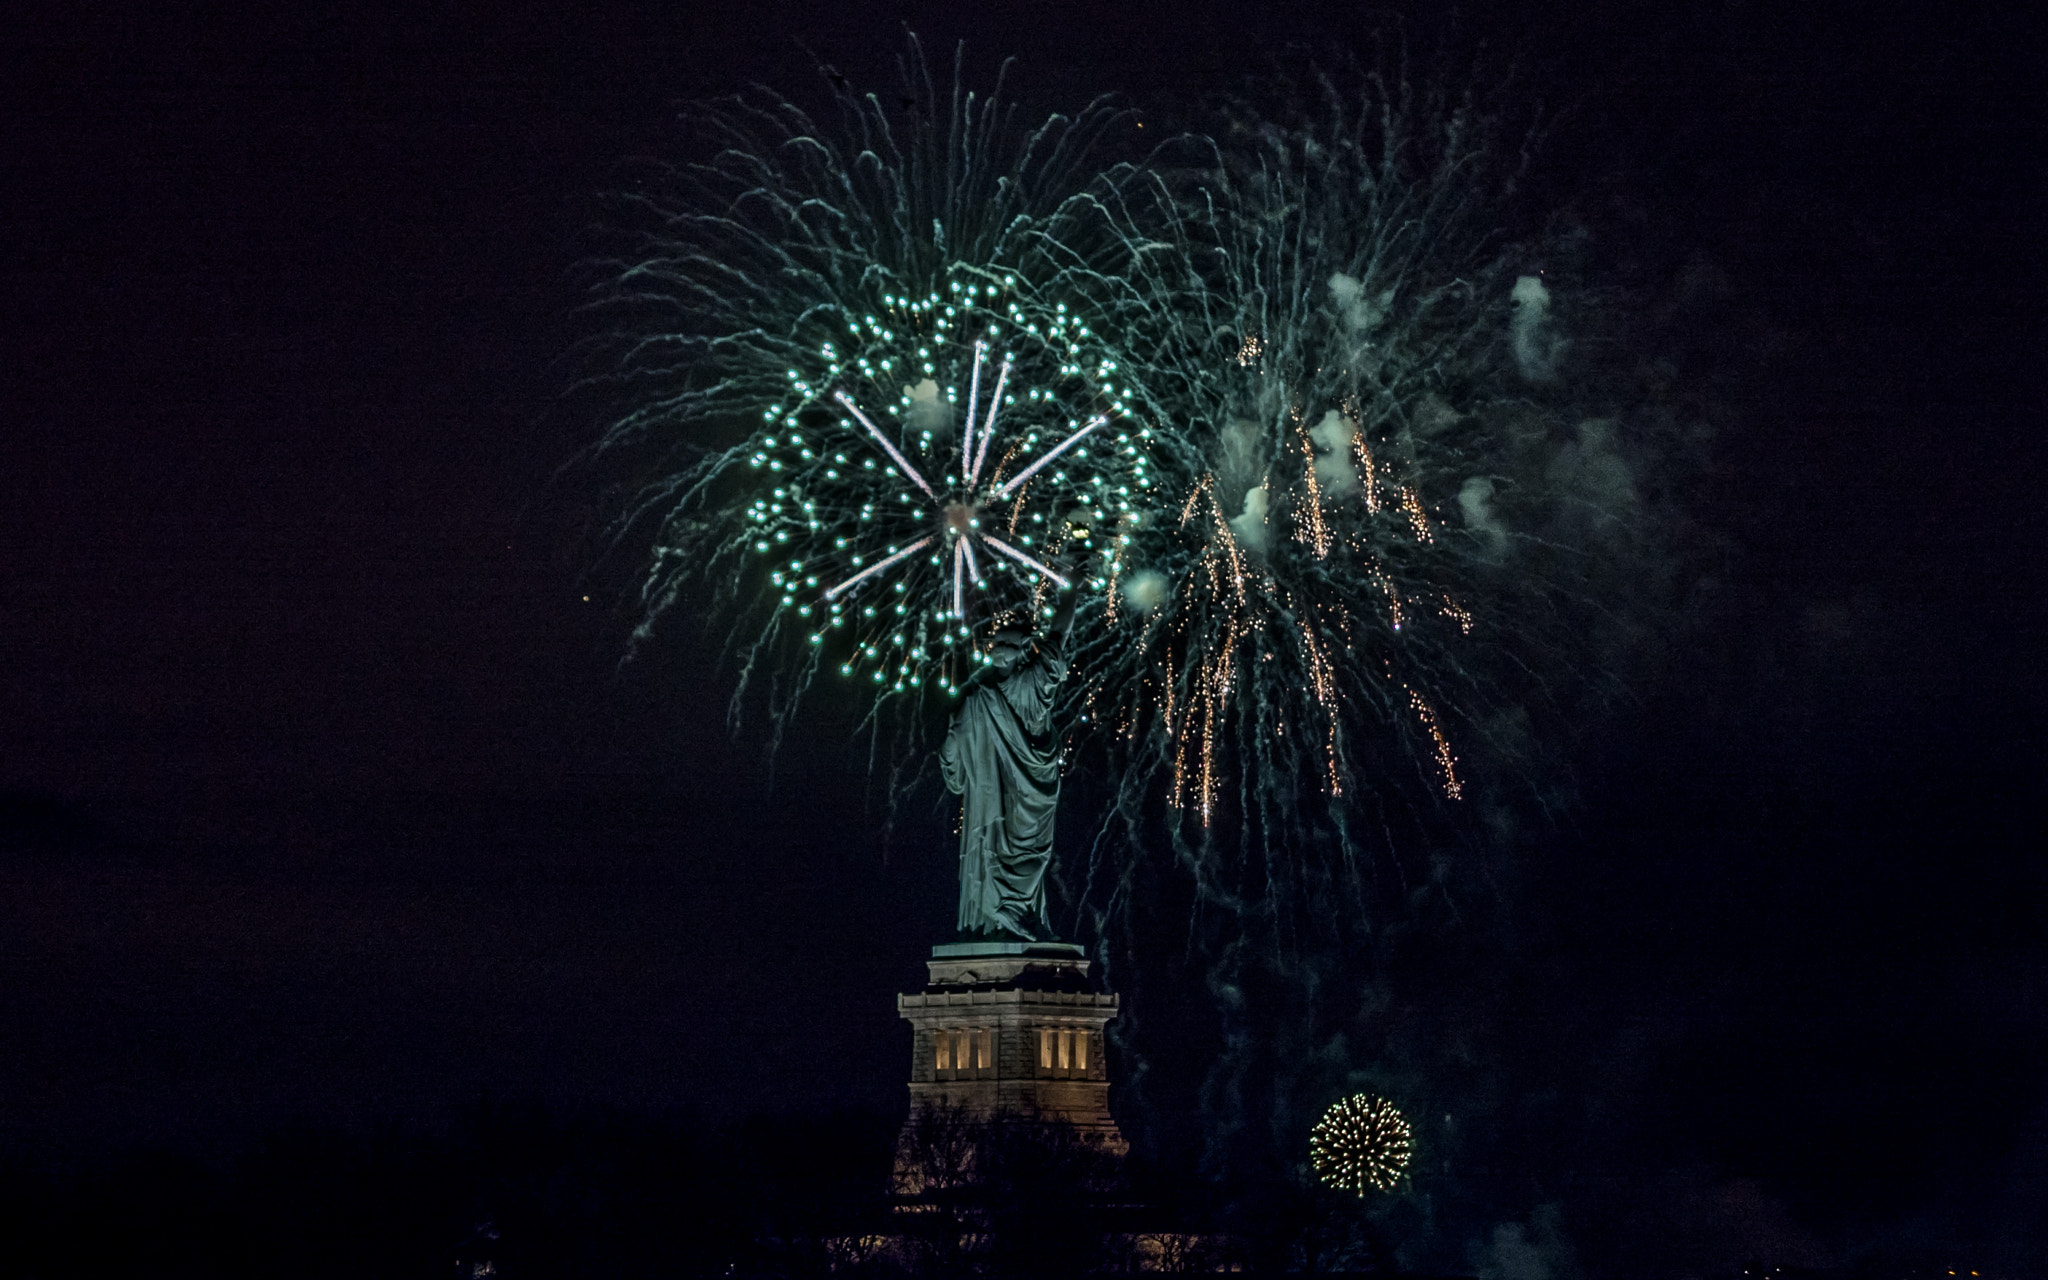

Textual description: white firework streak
[978,533,1069,589]
[960,341,985,482]
[993,415,1106,499]
[833,390,935,499]
[823,536,935,601]
[969,357,1012,485]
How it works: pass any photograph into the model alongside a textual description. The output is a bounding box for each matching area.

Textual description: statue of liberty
[938,591,1078,942]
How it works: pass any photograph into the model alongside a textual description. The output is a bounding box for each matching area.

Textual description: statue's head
[985,626,1030,671]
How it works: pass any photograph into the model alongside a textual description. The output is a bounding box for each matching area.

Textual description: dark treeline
[1,1105,890,1279]
[0,1105,1416,1279]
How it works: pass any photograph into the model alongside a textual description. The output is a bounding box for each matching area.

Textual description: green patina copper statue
[939,591,1078,942]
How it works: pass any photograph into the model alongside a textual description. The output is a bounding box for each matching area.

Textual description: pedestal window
[1036,1026,1091,1077]
[935,1027,993,1079]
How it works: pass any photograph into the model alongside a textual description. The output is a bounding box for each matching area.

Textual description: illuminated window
[1038,1026,1092,1076]
[940,1028,994,1079]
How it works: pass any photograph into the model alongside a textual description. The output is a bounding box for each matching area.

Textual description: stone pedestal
[897,941,1126,1154]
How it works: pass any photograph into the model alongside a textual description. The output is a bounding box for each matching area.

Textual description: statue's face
[990,639,1026,670]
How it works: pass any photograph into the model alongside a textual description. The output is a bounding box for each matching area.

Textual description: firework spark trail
[1045,58,1684,987]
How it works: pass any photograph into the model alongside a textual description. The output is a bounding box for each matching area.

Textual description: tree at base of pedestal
[889,1109,1131,1277]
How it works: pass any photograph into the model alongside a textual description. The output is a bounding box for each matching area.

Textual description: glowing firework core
[942,501,980,536]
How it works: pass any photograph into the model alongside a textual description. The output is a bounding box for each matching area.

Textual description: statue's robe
[939,644,1067,940]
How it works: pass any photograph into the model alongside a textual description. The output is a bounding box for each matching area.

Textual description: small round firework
[1309,1093,1414,1194]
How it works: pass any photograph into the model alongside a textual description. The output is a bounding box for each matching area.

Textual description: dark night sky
[2,0,2044,1266]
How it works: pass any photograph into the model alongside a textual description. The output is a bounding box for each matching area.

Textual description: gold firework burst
[1309,1093,1414,1194]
